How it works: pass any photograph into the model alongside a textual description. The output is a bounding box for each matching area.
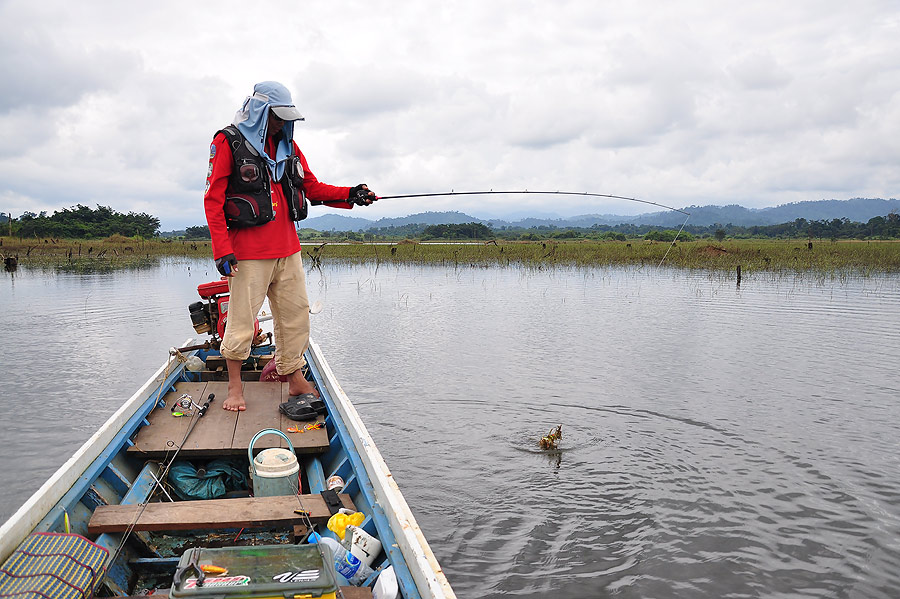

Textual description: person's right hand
[348,184,377,206]
[215,253,238,277]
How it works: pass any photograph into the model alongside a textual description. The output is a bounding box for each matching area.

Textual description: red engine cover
[197,278,230,298]
[216,295,230,338]
[197,278,261,342]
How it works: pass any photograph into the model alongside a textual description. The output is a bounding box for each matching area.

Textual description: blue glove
[215,253,238,276]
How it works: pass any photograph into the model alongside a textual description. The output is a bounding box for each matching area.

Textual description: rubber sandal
[289,392,326,415]
[278,395,317,421]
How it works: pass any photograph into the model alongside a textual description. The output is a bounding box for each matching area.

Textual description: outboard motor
[187,278,262,347]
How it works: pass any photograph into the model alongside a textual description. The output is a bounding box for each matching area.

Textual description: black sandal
[288,392,326,415]
[278,394,318,421]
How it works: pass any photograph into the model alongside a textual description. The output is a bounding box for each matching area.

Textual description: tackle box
[169,544,337,599]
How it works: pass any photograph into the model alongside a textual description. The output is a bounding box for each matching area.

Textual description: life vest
[217,125,308,228]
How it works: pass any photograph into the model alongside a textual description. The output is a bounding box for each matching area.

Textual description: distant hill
[759,198,900,224]
[303,210,481,232]
[174,198,900,234]
[300,213,374,231]
[632,198,900,227]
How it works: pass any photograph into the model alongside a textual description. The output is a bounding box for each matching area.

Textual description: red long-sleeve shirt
[203,133,353,260]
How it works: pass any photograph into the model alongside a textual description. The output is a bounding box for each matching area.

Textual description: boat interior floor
[128,381,328,457]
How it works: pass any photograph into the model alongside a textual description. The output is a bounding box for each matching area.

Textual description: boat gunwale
[0,338,194,564]
[308,339,456,599]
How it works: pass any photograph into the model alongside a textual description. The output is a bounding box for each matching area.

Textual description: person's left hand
[349,184,377,206]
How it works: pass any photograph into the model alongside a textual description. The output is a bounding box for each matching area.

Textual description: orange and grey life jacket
[218,125,307,228]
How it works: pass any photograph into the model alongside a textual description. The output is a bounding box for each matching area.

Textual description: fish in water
[538,425,562,450]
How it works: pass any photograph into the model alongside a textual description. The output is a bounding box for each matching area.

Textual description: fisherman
[204,81,377,411]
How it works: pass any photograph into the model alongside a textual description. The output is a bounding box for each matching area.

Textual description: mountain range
[300,198,900,232]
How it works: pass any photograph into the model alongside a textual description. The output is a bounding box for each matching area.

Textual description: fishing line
[657,215,691,268]
[374,189,692,266]
[107,392,215,568]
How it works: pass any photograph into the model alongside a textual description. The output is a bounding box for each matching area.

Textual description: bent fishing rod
[370,189,691,267]
[372,189,691,216]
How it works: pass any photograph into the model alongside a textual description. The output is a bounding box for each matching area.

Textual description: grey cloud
[291,63,435,126]
[3,0,899,227]
[0,27,140,113]
[504,92,591,149]
[0,107,58,157]
[726,53,792,90]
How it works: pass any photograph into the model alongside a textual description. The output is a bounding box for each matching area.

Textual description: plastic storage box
[170,544,337,599]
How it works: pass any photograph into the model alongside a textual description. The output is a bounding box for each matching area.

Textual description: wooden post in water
[736,264,742,287]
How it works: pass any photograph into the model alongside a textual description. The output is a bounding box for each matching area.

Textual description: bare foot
[223,390,246,411]
[224,358,246,411]
[288,369,319,398]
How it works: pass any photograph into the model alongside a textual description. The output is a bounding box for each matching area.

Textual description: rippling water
[2,260,899,598]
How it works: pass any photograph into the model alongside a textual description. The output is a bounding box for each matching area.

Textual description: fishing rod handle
[198,393,215,417]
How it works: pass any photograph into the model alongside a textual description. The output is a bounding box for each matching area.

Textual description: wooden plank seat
[87,494,356,534]
[127,381,329,457]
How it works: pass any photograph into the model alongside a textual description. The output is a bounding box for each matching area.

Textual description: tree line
[9,205,160,239]
[300,213,900,241]
[4,206,899,241]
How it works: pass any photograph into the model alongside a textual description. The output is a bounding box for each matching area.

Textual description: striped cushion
[0,533,108,599]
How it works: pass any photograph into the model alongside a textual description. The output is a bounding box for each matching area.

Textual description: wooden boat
[0,283,456,599]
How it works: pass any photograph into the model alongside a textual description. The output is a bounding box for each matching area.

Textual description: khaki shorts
[220,252,310,375]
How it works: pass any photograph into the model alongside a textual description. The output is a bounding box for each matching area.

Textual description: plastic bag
[167,459,248,500]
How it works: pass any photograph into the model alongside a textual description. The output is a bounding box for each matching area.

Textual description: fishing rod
[108,392,216,567]
[372,189,691,266]
[373,190,691,216]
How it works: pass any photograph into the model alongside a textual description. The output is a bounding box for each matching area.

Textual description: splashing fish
[538,425,562,450]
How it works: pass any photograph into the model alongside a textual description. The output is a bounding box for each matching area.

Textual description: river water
[1,259,899,598]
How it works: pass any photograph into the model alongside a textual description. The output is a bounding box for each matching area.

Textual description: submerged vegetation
[0,235,212,272]
[302,238,900,273]
[3,236,900,274]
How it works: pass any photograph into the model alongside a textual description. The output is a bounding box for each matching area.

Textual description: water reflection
[1,261,899,598]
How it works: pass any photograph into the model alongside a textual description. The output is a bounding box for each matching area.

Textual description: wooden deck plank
[128,382,206,456]
[87,494,356,533]
[127,381,329,457]
[235,382,285,452]
[182,381,235,453]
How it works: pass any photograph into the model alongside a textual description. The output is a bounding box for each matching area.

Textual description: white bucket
[248,429,300,497]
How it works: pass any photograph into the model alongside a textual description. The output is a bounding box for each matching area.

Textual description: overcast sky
[1,1,898,230]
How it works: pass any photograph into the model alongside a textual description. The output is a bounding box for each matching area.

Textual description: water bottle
[310,533,374,586]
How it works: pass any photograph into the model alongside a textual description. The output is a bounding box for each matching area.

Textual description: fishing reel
[170,393,197,416]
